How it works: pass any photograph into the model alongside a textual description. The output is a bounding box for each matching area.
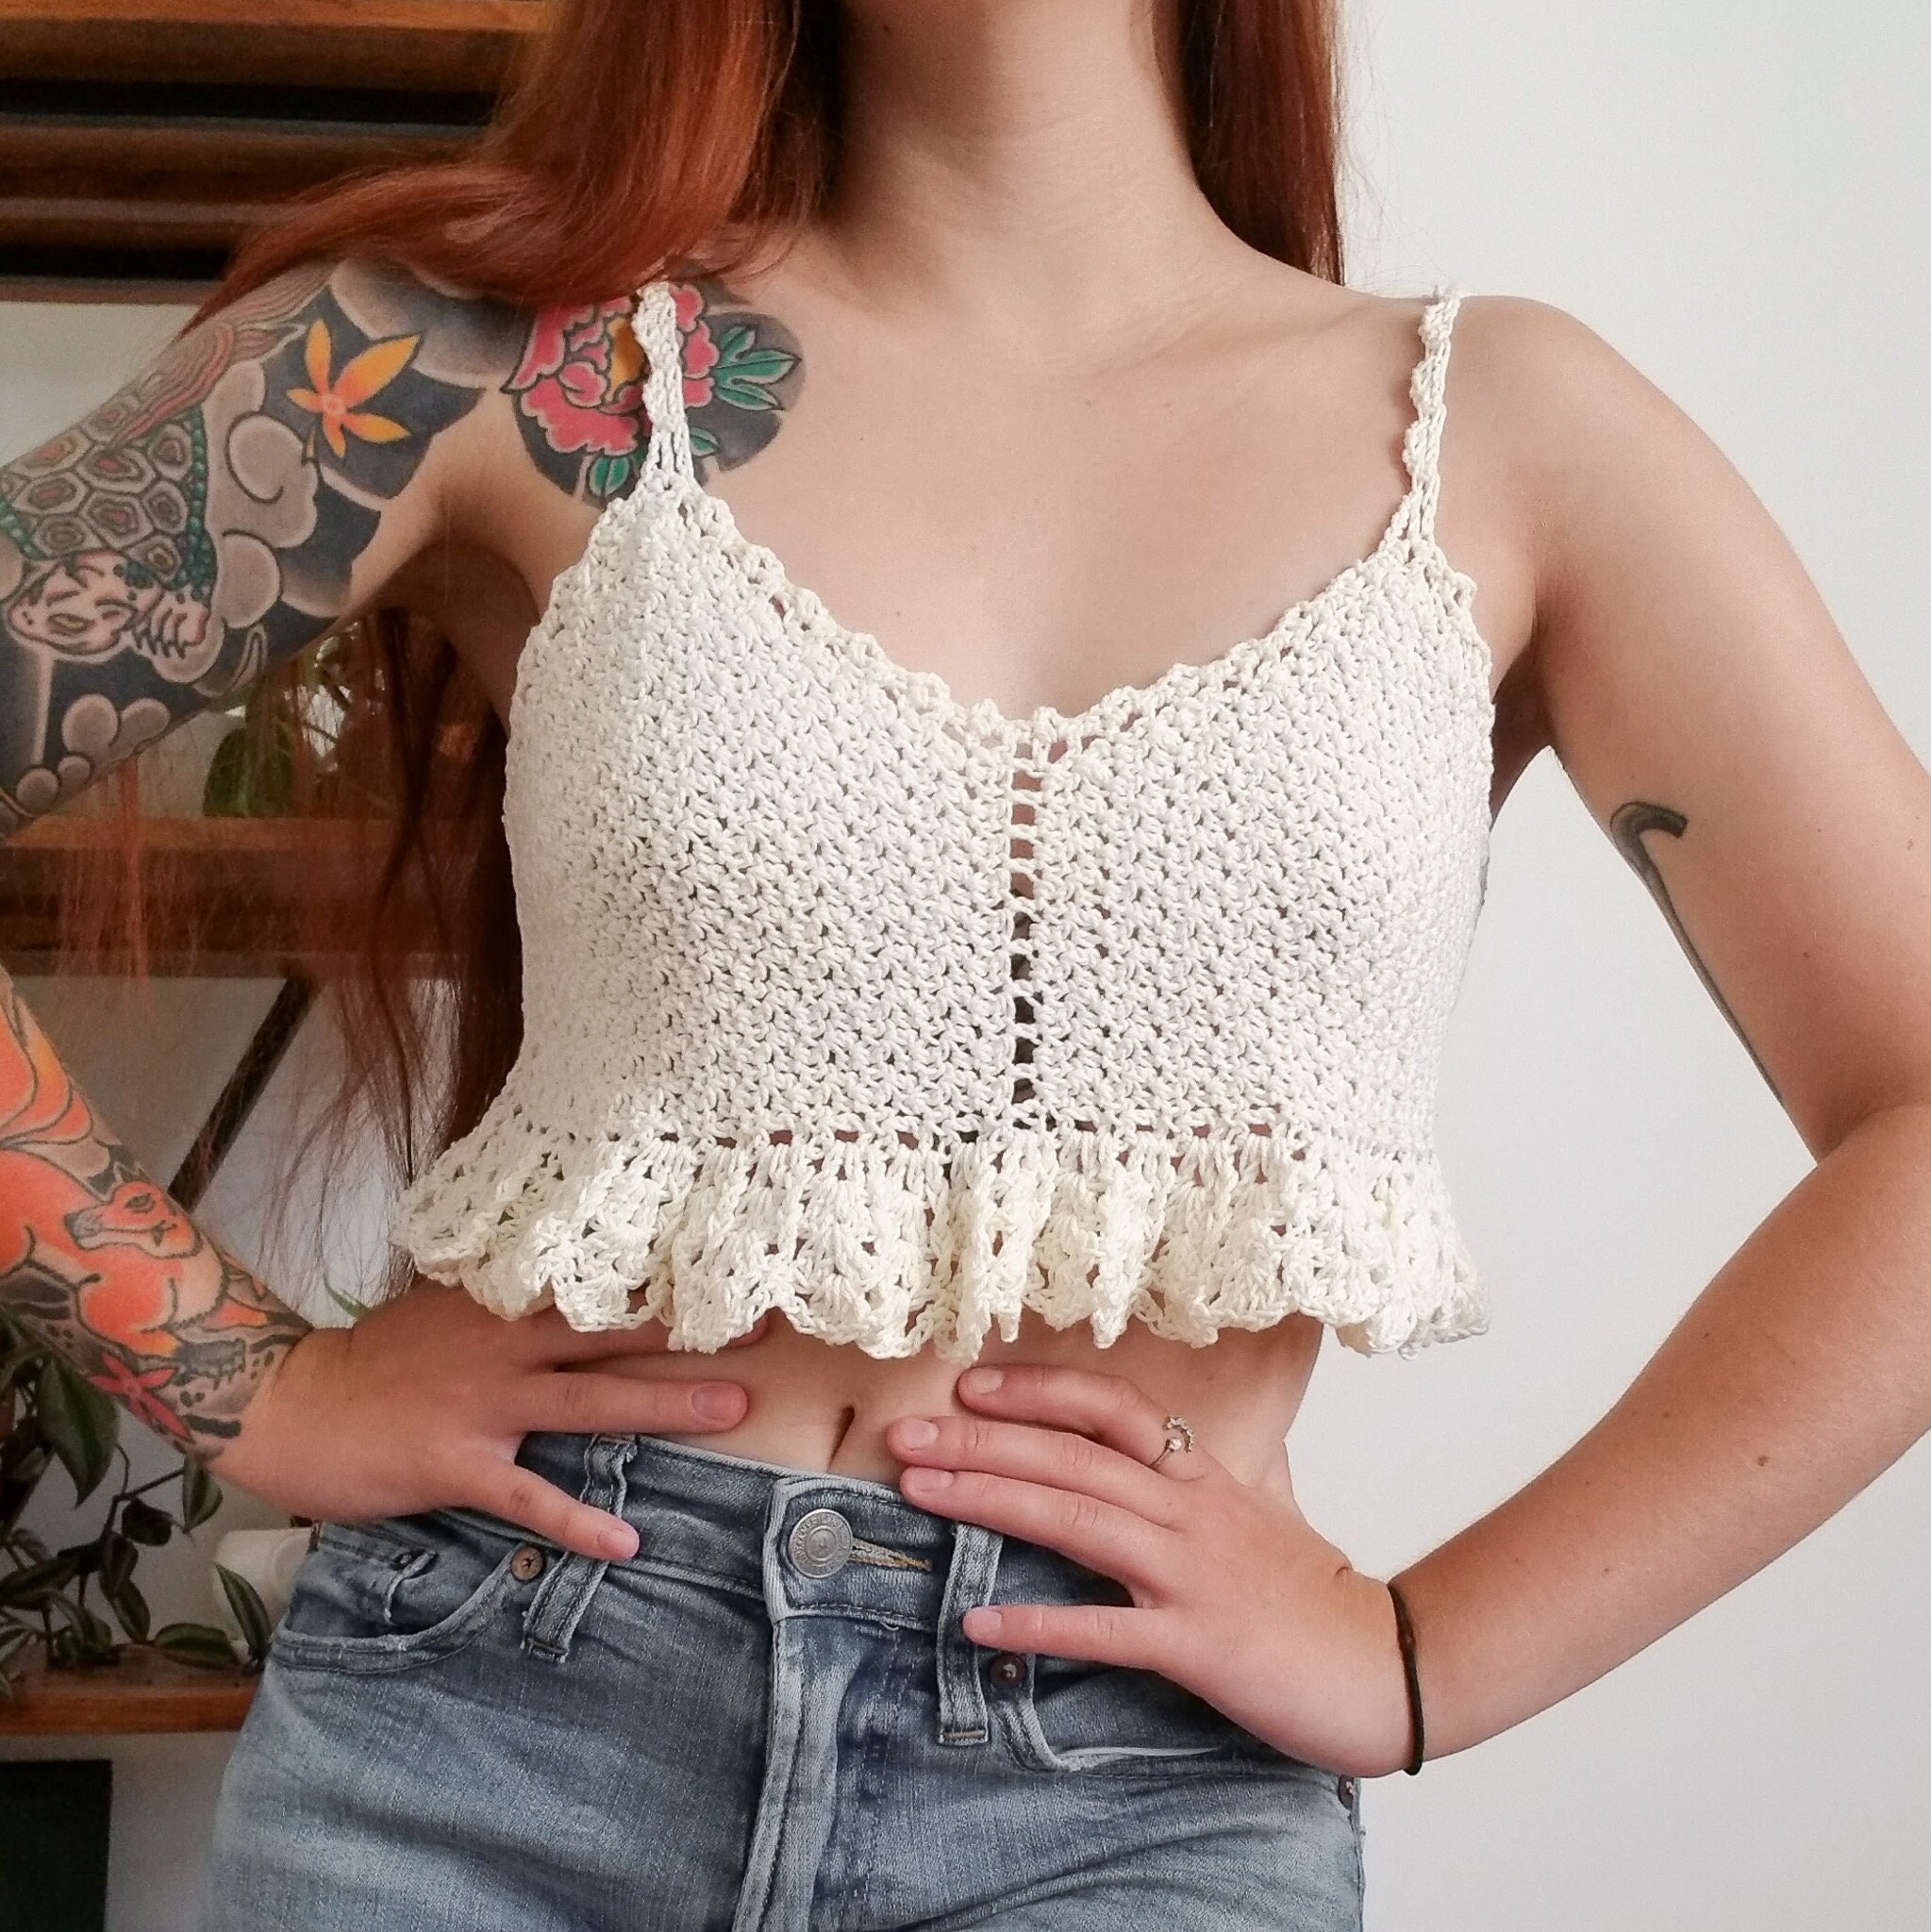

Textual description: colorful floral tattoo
[505,275,802,499]
[0,263,804,830]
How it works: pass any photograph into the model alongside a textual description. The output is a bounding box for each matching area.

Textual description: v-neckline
[666,464,1430,750]
[629,278,1478,752]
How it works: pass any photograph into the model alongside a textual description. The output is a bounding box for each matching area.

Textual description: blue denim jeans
[201,1430,1365,1929]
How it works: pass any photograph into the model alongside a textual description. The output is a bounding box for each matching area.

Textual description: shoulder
[1434,291,1744,583]
[1423,291,1776,694]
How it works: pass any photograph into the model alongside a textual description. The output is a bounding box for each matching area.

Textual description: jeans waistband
[513,1428,1121,1747]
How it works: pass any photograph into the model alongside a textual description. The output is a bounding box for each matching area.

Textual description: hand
[215,1279,770,1560]
[885,1363,1416,1779]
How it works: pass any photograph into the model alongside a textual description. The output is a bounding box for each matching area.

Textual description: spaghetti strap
[631,278,696,484]
[1399,283,1471,553]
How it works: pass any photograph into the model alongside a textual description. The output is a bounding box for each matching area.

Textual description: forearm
[1392,1099,1931,1758]
[0,965,308,1464]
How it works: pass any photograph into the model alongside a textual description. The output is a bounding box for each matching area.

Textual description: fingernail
[691,1382,744,1421]
[895,1418,938,1447]
[966,1607,1003,1641]
[960,1368,1003,1394]
[603,1524,639,1560]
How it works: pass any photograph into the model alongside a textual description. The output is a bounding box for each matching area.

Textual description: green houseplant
[0,1305,273,1691]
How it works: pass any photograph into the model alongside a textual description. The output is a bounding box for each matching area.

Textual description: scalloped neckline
[661,458,1431,749]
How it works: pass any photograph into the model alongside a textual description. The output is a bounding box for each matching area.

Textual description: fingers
[461,1457,641,1562]
[509,1304,675,1365]
[897,1463,1171,1591]
[519,1370,747,1436]
[887,1412,1185,1527]
[958,1598,1165,1669]
[952,1363,1218,1484]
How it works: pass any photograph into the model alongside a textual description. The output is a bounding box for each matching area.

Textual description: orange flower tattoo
[286,318,419,459]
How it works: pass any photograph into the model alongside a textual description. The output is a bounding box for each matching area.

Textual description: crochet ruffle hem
[391,1106,1488,1364]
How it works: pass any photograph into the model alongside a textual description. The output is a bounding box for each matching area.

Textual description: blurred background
[0,0,1926,1925]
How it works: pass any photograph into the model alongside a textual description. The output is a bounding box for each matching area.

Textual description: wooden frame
[0,0,543,297]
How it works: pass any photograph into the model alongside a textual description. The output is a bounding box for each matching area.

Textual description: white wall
[1310,1,1931,1924]
[2,2,1928,1924]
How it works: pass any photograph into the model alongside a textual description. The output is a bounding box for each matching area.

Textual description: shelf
[0,0,541,92]
[0,0,542,296]
[0,813,443,975]
[0,1650,256,1736]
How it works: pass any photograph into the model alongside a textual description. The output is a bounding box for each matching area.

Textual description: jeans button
[987,1651,1027,1688]
[788,1507,854,1578]
[510,1543,547,1583]
[1337,1774,1357,1809]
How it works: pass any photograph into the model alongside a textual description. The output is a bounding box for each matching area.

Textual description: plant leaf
[0,1445,51,1536]
[70,1602,118,1662]
[0,1624,33,1693]
[120,1497,175,1546]
[216,1564,275,1666]
[201,725,253,816]
[35,1359,117,1503]
[97,1529,136,1596]
[105,1575,151,1644]
[152,1622,241,1670]
[180,1462,223,1529]
[0,1553,82,1609]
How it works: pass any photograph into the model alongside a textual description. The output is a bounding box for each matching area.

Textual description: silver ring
[1148,1414,1195,1471]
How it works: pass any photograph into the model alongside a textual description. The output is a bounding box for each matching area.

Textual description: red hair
[152,0,1348,1289]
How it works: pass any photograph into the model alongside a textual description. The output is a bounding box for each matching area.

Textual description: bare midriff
[569,1307,1327,1499]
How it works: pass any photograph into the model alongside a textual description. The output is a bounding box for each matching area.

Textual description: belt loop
[522,1434,632,1664]
[934,1522,1003,1746]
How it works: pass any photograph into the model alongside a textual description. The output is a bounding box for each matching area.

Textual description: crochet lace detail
[391,276,1498,1363]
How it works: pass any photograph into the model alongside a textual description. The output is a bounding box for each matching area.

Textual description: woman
[3,1,1927,1926]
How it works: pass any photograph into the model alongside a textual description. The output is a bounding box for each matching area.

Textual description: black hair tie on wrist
[1386,1579,1425,1774]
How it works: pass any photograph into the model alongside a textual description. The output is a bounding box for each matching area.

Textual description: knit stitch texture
[391,277,1498,1362]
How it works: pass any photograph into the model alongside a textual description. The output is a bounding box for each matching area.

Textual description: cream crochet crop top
[391,276,1497,1363]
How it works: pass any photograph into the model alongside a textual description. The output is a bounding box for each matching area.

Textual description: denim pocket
[269,1511,524,1675]
[1005,1647,1334,1785]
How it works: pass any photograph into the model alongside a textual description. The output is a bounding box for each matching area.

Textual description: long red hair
[152,0,1348,1290]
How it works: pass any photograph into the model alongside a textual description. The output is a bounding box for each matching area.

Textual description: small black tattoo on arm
[1609,799,1783,1105]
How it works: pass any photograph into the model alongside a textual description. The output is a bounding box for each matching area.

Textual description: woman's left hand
[886,1362,1416,1779]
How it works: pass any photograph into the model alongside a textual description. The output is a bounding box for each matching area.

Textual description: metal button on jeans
[987,1651,1027,1688]
[788,1507,854,1578]
[509,1543,547,1583]
[1336,1774,1357,1809]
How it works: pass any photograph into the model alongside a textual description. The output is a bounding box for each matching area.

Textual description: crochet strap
[1400,284,1471,552]
[631,278,695,483]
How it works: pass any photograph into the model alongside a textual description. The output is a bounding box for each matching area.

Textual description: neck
[805,0,1246,344]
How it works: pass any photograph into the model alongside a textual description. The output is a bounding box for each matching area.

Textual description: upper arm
[0,256,601,834]
[1493,294,1931,1156]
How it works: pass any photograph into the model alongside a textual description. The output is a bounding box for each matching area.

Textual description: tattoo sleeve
[0,965,309,1459]
[0,262,800,826]
[0,262,800,1442]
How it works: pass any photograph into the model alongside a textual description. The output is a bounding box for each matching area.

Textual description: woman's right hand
[213,1280,769,1559]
